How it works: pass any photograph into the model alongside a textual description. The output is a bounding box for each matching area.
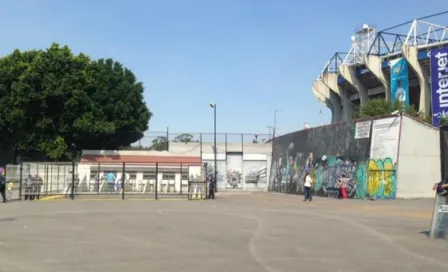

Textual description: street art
[244,166,267,188]
[268,119,398,199]
[226,169,242,188]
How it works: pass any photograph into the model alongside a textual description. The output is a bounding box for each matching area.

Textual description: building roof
[81,155,201,165]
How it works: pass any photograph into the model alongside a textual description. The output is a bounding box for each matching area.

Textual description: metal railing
[5,162,210,201]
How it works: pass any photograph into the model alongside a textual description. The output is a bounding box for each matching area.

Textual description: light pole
[273,109,282,139]
[209,103,217,193]
[266,126,274,140]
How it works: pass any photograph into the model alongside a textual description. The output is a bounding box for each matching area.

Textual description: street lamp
[209,103,217,193]
[273,109,282,139]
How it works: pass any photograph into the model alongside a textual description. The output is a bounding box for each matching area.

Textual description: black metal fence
[5,162,209,201]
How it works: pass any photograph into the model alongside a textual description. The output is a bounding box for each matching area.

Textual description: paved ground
[0,193,447,272]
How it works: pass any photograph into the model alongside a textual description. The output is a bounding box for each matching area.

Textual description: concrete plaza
[0,193,447,272]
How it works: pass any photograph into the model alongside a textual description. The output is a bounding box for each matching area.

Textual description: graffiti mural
[226,169,242,188]
[204,160,226,187]
[226,153,243,189]
[269,117,399,199]
[243,161,268,189]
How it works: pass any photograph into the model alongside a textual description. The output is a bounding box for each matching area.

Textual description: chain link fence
[5,162,209,201]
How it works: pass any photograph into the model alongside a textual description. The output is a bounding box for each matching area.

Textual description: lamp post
[209,103,217,193]
[273,109,282,139]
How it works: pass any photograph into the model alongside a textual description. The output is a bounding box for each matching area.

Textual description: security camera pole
[209,103,218,193]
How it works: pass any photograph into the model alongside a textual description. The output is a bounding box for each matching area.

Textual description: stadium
[313,12,448,125]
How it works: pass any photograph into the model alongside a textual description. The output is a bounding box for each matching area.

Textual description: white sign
[438,205,448,213]
[355,121,371,139]
[369,117,401,162]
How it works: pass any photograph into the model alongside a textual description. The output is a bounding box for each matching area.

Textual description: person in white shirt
[304,171,312,202]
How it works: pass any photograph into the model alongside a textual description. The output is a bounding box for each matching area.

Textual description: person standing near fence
[0,168,7,203]
[24,174,32,200]
[35,174,43,200]
[304,171,312,202]
[209,180,215,199]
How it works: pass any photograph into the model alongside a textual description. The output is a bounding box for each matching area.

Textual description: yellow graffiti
[382,160,395,198]
[367,159,395,198]
[367,160,381,196]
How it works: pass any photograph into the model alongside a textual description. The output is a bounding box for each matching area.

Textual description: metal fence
[5,162,210,201]
[129,132,272,151]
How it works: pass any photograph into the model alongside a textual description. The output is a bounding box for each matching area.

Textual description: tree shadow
[419,230,430,237]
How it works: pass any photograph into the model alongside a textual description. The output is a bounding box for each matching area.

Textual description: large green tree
[0,43,151,160]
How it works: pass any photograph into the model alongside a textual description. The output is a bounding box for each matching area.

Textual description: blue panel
[337,75,345,84]
[418,50,429,60]
[355,66,371,76]
[381,50,430,69]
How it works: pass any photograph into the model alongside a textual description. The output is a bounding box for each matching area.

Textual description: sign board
[430,47,448,126]
[369,117,401,162]
[354,121,371,139]
[438,205,448,213]
[389,58,410,109]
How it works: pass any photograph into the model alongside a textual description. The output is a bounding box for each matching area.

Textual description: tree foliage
[0,43,151,160]
[172,133,194,143]
[358,99,393,117]
[358,99,420,119]
[149,136,168,151]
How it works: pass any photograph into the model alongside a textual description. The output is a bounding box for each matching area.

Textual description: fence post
[19,162,23,201]
[122,162,125,200]
[206,163,209,200]
[45,165,49,196]
[155,162,158,200]
[179,162,183,195]
[71,160,75,200]
[97,162,100,194]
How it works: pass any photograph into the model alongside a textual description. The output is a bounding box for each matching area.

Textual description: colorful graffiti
[270,152,397,199]
[268,119,398,199]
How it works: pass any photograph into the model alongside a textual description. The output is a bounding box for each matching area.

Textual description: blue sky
[1,0,446,137]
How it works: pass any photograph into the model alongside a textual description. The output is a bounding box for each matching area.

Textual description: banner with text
[430,47,448,126]
[369,117,401,162]
[389,58,410,109]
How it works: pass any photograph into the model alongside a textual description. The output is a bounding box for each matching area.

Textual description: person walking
[304,171,312,202]
[0,168,7,203]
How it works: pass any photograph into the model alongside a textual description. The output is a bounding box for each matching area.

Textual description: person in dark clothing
[35,175,43,200]
[209,181,215,199]
[0,168,7,203]
[433,181,448,196]
[24,174,33,200]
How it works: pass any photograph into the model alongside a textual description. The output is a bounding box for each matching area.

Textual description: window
[129,172,137,180]
[181,172,189,180]
[90,171,98,179]
[162,173,175,180]
[143,172,157,180]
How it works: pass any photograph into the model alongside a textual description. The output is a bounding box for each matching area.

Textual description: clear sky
[1,0,446,136]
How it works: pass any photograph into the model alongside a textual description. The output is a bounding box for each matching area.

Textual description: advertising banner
[389,58,410,109]
[430,47,448,126]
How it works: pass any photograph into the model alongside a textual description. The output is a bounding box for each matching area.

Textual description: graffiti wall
[269,116,400,199]
[203,160,226,189]
[243,160,268,189]
[226,153,243,189]
[203,156,270,190]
